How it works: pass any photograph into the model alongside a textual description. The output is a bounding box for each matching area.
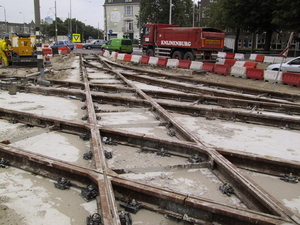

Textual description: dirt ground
[1,54,299,96]
[1,54,300,224]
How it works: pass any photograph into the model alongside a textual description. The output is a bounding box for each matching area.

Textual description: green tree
[139,0,194,28]
[273,0,300,32]
[41,18,103,42]
[204,0,279,52]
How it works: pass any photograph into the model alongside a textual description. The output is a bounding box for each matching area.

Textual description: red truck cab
[142,22,225,60]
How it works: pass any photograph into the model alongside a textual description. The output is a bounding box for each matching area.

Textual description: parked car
[51,40,74,50]
[266,56,300,73]
[101,38,133,54]
[83,40,107,49]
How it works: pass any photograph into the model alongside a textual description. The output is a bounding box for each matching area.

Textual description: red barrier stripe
[157,58,168,67]
[255,55,265,62]
[202,62,215,73]
[246,68,264,80]
[224,59,236,67]
[123,54,132,62]
[214,64,230,75]
[178,60,191,69]
[225,52,235,59]
[140,55,150,64]
[244,62,258,68]
[282,72,300,87]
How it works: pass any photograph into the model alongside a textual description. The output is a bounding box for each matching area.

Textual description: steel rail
[100,57,300,102]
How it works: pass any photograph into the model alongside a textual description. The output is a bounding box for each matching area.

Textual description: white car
[266,56,300,73]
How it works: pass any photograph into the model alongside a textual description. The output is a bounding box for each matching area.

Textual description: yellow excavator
[8,33,38,66]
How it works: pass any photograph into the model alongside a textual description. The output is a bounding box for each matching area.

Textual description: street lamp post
[0,5,7,34]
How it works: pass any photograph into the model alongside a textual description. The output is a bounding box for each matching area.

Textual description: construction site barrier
[75,43,83,49]
[157,58,168,67]
[123,54,132,62]
[231,66,247,78]
[148,56,159,66]
[255,55,265,62]
[249,54,257,61]
[264,70,283,84]
[225,52,235,59]
[282,72,300,87]
[58,46,71,54]
[233,61,246,67]
[117,53,125,61]
[214,64,230,75]
[101,52,299,88]
[110,52,118,59]
[189,61,203,71]
[42,48,52,55]
[140,55,150,64]
[246,68,264,80]
[216,58,225,64]
[244,62,258,68]
[224,59,236,67]
[202,62,215,73]
[131,55,142,64]
[103,50,110,58]
[263,56,275,64]
[234,53,244,61]
[166,59,179,68]
[217,52,226,58]
[178,60,191,69]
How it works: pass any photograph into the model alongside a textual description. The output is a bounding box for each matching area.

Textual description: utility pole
[0,5,7,34]
[169,0,172,24]
[55,1,57,42]
[70,0,72,36]
[34,0,44,78]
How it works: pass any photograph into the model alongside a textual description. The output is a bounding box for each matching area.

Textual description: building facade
[104,0,141,42]
[0,21,35,37]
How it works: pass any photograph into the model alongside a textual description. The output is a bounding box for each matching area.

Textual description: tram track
[0,53,300,224]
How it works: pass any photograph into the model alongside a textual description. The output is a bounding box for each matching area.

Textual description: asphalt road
[74,47,143,55]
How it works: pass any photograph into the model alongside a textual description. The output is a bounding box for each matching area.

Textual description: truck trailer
[142,23,225,61]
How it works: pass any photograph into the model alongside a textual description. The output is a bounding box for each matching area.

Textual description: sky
[0,0,105,29]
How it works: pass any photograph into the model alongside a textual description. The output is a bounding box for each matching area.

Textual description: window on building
[125,20,133,31]
[108,0,113,3]
[125,6,133,16]
[125,0,132,2]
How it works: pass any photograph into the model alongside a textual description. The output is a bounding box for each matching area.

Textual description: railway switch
[54,177,71,190]
[82,115,88,120]
[79,132,91,141]
[188,154,202,163]
[104,150,112,159]
[86,213,102,225]
[80,185,98,202]
[120,199,142,214]
[83,151,93,160]
[102,137,118,145]
[219,183,235,197]
[167,130,176,137]
[118,211,132,225]
[157,148,171,157]
[280,173,299,183]
[8,118,18,124]
[0,158,10,168]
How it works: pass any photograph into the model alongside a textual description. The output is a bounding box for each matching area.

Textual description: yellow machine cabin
[11,34,36,56]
